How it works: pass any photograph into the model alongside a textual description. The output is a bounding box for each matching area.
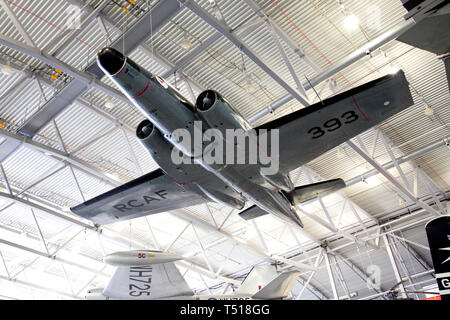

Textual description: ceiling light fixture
[104,97,115,109]
[336,148,345,159]
[424,105,434,116]
[246,77,255,93]
[1,61,14,76]
[344,14,359,31]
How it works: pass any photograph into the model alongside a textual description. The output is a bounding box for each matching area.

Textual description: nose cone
[97,47,125,75]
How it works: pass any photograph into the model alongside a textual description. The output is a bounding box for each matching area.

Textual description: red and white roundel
[156,76,168,89]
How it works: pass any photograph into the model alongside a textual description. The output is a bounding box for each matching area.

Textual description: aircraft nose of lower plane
[97,47,126,75]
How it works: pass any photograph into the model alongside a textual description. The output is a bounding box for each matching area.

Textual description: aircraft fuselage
[97,48,303,227]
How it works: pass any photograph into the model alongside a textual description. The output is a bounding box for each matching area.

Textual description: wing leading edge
[256,71,414,173]
[70,168,207,225]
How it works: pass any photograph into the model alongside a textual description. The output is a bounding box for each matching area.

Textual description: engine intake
[136,119,154,139]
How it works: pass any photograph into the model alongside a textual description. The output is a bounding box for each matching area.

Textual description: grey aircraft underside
[70,46,414,228]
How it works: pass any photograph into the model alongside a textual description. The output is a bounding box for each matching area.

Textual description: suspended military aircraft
[70,47,414,228]
[86,250,300,300]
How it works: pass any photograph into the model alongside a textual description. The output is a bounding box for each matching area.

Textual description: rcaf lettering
[113,190,168,212]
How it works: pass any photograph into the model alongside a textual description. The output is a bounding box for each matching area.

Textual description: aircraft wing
[103,262,193,300]
[251,271,301,300]
[255,71,414,173]
[70,168,207,225]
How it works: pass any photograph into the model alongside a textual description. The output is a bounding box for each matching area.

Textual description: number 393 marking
[308,111,359,139]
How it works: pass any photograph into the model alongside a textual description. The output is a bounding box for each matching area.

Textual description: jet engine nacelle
[137,119,247,209]
[196,90,252,132]
[86,288,108,300]
[137,119,192,169]
[261,171,294,192]
[104,250,182,267]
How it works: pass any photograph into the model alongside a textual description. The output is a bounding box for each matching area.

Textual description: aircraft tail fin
[251,271,301,300]
[234,265,278,295]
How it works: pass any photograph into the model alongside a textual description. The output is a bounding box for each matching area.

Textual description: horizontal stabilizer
[238,205,268,221]
[287,179,346,205]
[251,271,301,300]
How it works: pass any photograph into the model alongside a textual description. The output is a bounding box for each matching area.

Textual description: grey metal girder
[14,0,183,138]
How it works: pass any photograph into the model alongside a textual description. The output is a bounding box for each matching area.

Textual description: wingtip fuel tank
[103,250,183,267]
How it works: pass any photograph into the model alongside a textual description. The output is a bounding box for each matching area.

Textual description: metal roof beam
[332,251,388,298]
[382,234,408,299]
[85,0,184,78]
[242,0,321,72]
[247,19,416,124]
[162,33,222,79]
[171,209,317,272]
[182,0,310,107]
[0,188,239,286]
[0,132,241,288]
[347,140,442,217]
[0,0,36,48]
[0,235,109,278]
[345,136,449,187]
[294,248,325,299]
[0,128,121,186]
[0,35,125,101]
[2,0,183,137]
[161,14,266,79]
[324,249,339,300]
[49,0,113,57]
[267,20,308,100]
[0,273,81,300]
[393,235,434,272]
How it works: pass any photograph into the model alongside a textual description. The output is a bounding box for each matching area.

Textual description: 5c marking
[308,110,359,139]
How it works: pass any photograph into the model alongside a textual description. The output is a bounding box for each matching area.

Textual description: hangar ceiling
[0,0,448,300]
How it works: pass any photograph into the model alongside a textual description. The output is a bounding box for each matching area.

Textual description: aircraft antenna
[304,75,323,105]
